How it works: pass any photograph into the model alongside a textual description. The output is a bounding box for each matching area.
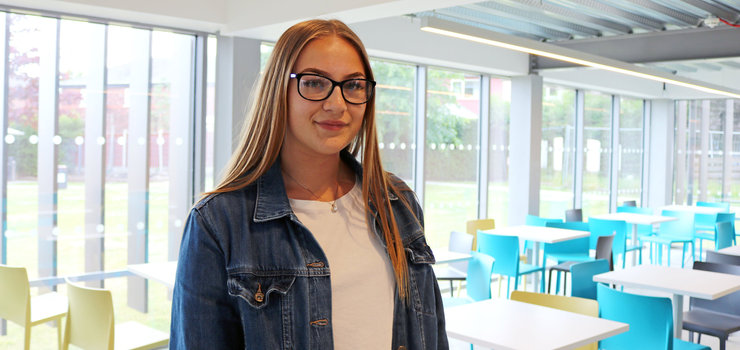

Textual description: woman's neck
[280,150,352,201]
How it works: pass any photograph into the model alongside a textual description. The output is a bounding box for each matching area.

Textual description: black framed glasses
[289,73,376,105]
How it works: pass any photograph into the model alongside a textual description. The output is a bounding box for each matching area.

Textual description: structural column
[508,74,542,225]
[646,99,675,208]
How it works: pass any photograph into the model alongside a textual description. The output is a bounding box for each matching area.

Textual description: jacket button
[254,283,264,303]
[398,346,406,350]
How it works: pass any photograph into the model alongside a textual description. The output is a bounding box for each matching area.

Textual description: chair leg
[57,319,63,350]
[449,281,454,297]
[24,326,31,350]
[689,331,694,342]
[720,338,726,350]
[681,244,686,268]
[507,277,512,299]
[562,272,568,296]
[547,269,553,294]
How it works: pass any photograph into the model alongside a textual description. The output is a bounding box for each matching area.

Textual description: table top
[445,298,628,350]
[593,264,740,300]
[482,225,589,244]
[718,245,740,256]
[433,249,472,264]
[590,212,676,225]
[661,205,730,215]
[128,261,177,289]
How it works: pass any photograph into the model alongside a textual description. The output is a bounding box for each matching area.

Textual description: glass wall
[487,78,511,226]
[617,97,643,206]
[582,91,612,215]
[424,68,480,247]
[540,85,576,219]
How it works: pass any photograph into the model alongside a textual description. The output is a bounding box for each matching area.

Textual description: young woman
[170,19,447,349]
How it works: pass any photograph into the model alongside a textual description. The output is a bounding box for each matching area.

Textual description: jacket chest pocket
[405,236,438,316]
[227,273,296,309]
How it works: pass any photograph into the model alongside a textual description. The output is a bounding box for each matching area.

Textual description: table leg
[673,294,684,338]
[533,242,542,292]
[631,223,638,266]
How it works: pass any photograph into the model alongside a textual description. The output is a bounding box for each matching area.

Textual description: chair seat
[548,261,578,273]
[115,321,169,350]
[694,231,714,241]
[626,243,642,252]
[433,266,466,280]
[519,263,544,275]
[683,309,740,338]
[30,292,68,325]
[545,253,592,264]
[674,338,711,350]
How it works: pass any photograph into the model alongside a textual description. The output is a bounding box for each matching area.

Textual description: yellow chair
[511,291,598,350]
[0,264,67,350]
[466,218,495,250]
[63,279,169,350]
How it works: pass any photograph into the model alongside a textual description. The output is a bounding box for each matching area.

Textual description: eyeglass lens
[298,74,372,104]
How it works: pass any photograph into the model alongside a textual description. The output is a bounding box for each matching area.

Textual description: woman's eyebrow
[299,68,366,79]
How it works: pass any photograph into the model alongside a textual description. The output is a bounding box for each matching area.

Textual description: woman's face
[284,35,367,158]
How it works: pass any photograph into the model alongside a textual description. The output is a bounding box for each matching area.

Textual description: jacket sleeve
[170,208,244,349]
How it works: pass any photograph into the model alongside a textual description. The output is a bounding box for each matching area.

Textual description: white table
[445,298,628,349]
[590,212,676,265]
[661,204,730,215]
[433,249,472,264]
[128,261,177,290]
[593,264,740,337]
[718,245,740,256]
[482,226,590,291]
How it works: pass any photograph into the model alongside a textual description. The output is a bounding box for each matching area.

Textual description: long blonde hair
[208,19,412,299]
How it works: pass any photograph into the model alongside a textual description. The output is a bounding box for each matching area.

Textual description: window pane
[371,59,415,184]
[617,98,643,206]
[540,85,575,218]
[730,100,740,206]
[487,78,510,226]
[204,36,217,191]
[425,68,480,248]
[707,100,725,201]
[582,91,611,215]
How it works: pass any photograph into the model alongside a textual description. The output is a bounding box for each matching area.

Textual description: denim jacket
[170,152,448,349]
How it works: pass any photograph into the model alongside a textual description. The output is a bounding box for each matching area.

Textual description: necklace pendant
[331,201,338,213]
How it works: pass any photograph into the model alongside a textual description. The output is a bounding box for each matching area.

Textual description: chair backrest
[0,264,31,326]
[659,210,695,240]
[697,201,731,211]
[565,209,583,222]
[570,259,610,300]
[717,212,735,223]
[543,222,590,257]
[448,230,474,272]
[690,261,740,315]
[64,279,116,350]
[616,206,652,215]
[587,217,627,253]
[597,283,673,350]
[525,215,562,227]
[716,222,734,251]
[705,250,740,266]
[511,290,598,317]
[465,251,496,302]
[594,234,615,270]
[622,200,637,207]
[477,231,520,278]
[466,219,495,250]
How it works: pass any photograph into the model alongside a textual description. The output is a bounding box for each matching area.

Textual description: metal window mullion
[609,95,620,212]
[478,75,490,219]
[83,23,107,288]
[574,90,585,210]
[722,100,734,201]
[699,100,710,202]
[191,34,207,205]
[641,100,651,207]
[37,18,60,290]
[413,65,426,203]
[168,34,198,262]
[676,101,688,204]
[0,13,7,337]
[127,29,152,313]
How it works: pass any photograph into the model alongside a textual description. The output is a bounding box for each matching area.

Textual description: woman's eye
[345,80,366,91]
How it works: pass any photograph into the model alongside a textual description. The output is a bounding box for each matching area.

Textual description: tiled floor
[443,245,740,350]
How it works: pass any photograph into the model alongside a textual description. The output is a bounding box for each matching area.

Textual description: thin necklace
[283,168,340,213]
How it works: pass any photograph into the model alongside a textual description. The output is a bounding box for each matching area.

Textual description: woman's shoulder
[193,182,258,213]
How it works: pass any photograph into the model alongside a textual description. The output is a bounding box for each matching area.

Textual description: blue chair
[617,205,656,237]
[434,231,474,297]
[640,210,696,267]
[588,217,637,268]
[570,259,610,300]
[548,234,614,295]
[697,201,731,211]
[597,284,711,350]
[442,251,495,308]
[477,231,545,297]
[716,221,734,251]
[524,215,563,256]
[542,221,590,293]
[695,212,735,260]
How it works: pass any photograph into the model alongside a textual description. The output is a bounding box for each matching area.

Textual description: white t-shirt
[289,180,395,349]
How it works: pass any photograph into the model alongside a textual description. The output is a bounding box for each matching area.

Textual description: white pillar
[508,74,542,225]
[646,99,675,208]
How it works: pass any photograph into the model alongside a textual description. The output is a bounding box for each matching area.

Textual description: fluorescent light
[420,17,740,99]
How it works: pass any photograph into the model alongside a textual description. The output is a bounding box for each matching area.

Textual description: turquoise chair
[640,210,696,267]
[588,217,637,268]
[442,251,495,308]
[570,259,609,300]
[617,205,655,237]
[542,221,591,292]
[696,201,731,211]
[524,215,563,255]
[477,231,545,297]
[597,284,710,350]
[695,212,734,260]
[715,221,734,252]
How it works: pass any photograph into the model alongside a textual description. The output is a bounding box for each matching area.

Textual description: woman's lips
[315,120,347,131]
